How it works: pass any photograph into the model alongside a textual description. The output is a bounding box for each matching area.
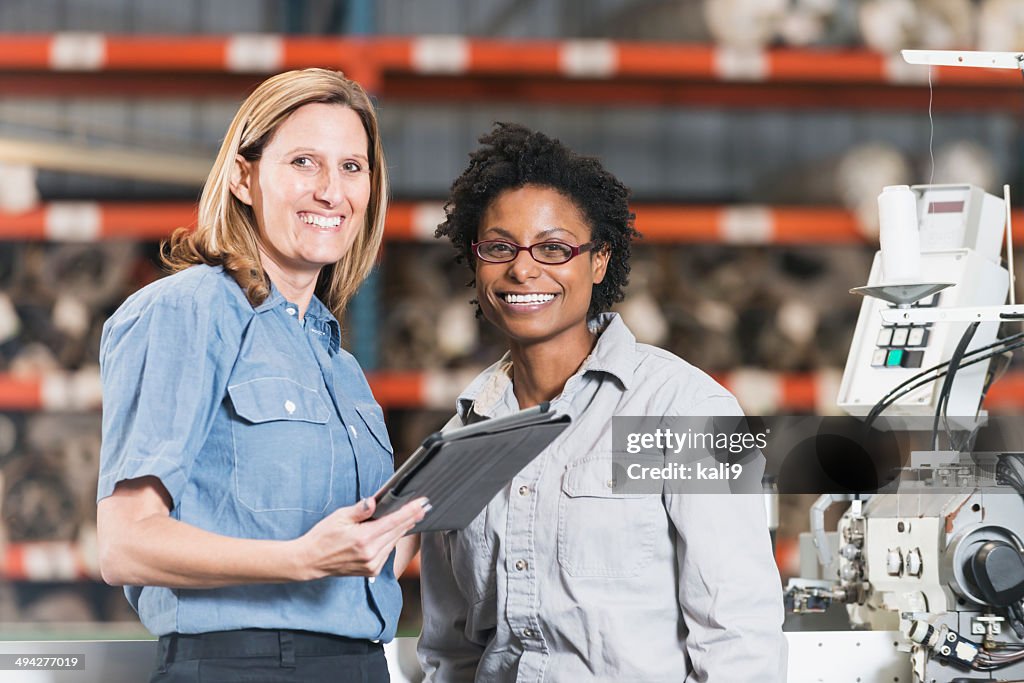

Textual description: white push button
[906,548,923,577]
[886,548,903,576]
[891,328,909,346]
[284,400,296,414]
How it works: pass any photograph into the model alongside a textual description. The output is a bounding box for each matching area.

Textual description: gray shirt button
[518,485,530,496]
[515,559,527,571]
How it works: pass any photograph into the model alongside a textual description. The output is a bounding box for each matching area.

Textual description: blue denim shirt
[98,264,398,640]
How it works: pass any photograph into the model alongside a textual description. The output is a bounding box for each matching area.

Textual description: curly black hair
[436,122,640,319]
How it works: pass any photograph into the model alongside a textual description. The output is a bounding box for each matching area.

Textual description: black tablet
[372,402,571,532]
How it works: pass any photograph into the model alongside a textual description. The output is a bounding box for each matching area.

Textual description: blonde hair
[163,68,388,320]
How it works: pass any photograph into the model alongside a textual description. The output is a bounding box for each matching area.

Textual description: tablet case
[372,403,571,532]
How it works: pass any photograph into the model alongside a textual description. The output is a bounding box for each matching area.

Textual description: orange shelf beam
[0,36,1017,85]
[400,369,1024,414]
[0,36,1019,107]
[8,201,1017,245]
[2,369,1023,413]
[5,201,1024,245]
[1,541,97,581]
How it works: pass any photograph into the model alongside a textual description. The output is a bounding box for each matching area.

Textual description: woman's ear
[591,245,610,285]
[229,154,254,206]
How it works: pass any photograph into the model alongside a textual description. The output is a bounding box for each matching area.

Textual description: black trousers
[150,629,389,683]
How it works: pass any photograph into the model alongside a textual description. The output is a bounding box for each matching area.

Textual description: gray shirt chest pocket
[558,456,658,578]
[227,377,334,513]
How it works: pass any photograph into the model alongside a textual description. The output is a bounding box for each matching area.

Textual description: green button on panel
[886,349,904,367]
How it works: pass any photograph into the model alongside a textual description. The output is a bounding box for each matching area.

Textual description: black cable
[947,347,1007,453]
[933,322,980,450]
[866,339,1024,430]
[864,337,1024,428]
[1013,602,1024,640]
[864,332,1024,430]
[997,454,1024,495]
[873,337,1024,425]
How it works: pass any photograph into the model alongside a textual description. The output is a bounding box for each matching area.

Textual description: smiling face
[230,102,371,282]
[476,185,609,350]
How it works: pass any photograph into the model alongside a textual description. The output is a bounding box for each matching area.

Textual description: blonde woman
[96,69,427,682]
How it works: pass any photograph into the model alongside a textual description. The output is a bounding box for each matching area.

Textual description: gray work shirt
[418,313,787,682]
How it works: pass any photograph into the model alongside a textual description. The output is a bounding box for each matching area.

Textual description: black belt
[157,629,381,667]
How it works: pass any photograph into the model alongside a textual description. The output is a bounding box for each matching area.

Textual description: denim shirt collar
[457,312,636,420]
[254,280,342,354]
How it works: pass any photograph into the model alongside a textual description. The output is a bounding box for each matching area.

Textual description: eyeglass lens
[477,241,576,264]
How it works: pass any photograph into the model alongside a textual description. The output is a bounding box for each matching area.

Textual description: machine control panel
[870,294,939,369]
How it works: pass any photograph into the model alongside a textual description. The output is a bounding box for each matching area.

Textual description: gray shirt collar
[456,312,636,420]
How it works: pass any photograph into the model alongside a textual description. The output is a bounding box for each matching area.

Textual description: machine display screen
[927,200,965,214]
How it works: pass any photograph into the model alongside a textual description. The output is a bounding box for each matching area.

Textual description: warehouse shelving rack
[0,34,1021,108]
[3,34,1023,585]
[0,200,953,242]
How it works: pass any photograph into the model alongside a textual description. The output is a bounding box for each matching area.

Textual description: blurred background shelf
[2,368,1023,414]
[0,202,924,243]
[0,35,1021,109]
[2,0,1024,640]
[8,202,1024,244]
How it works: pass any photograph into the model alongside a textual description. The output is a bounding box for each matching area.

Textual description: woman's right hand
[296,496,429,579]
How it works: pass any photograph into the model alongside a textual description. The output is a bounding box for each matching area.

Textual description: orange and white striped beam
[2,541,98,581]
[0,35,1021,87]
[3,368,1024,413]
[6,201,1024,245]
[0,370,103,411]
[0,200,949,244]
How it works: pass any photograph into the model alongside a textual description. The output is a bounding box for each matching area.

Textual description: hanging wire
[928,65,935,185]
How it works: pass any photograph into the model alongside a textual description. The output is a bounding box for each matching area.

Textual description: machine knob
[966,541,1024,607]
[886,548,904,576]
[906,548,923,577]
[840,543,861,560]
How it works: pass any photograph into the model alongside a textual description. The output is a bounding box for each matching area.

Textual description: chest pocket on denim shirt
[558,455,656,577]
[352,403,394,455]
[228,377,333,513]
[351,403,394,493]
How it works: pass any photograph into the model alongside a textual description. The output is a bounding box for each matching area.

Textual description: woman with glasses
[418,123,787,682]
[95,69,427,682]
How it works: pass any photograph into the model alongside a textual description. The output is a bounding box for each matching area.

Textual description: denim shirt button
[284,400,296,414]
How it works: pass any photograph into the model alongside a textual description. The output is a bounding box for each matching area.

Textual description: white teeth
[300,213,341,228]
[504,293,555,304]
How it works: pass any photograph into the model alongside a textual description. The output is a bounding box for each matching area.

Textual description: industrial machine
[783,47,1024,681]
[787,175,1024,681]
